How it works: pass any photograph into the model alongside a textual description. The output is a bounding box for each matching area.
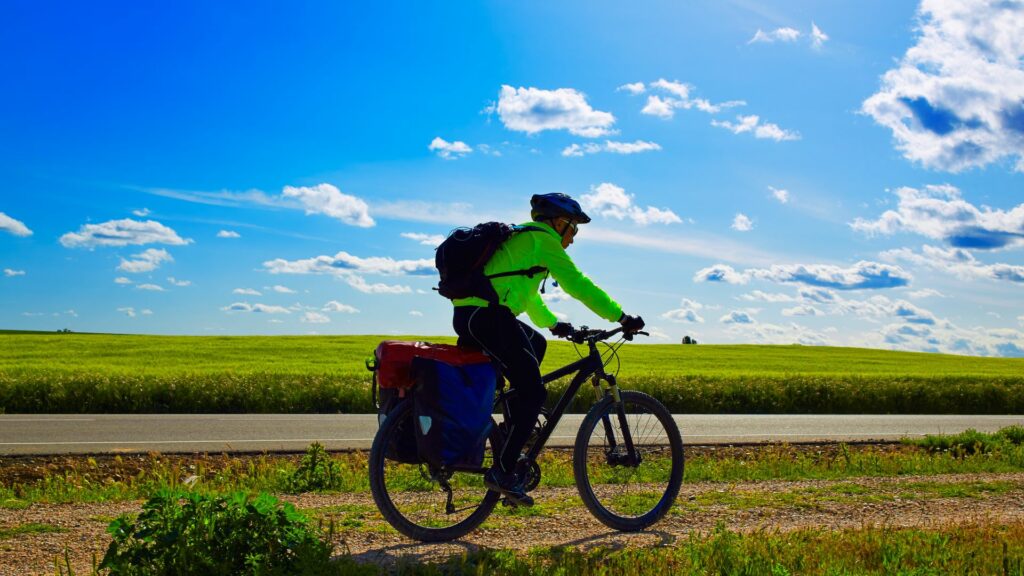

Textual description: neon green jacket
[453,221,623,329]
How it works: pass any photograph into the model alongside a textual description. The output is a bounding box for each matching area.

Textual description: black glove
[549,322,574,338]
[618,313,645,333]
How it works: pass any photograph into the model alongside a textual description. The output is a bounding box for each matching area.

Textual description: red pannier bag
[373,341,491,395]
[367,340,492,464]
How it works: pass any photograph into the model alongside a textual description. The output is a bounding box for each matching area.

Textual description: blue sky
[2,1,1023,356]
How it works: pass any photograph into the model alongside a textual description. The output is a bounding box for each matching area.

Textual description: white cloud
[637,80,746,119]
[401,232,445,246]
[881,244,1024,283]
[617,82,646,95]
[409,310,424,317]
[769,186,790,204]
[721,310,756,324]
[850,185,1024,250]
[540,284,570,304]
[132,208,151,217]
[580,183,682,226]
[782,305,825,317]
[562,140,661,157]
[0,212,32,237]
[748,27,802,44]
[264,251,433,277]
[725,320,835,346]
[60,219,191,248]
[661,298,706,323]
[711,115,800,141]
[282,183,374,228]
[739,290,796,303]
[495,85,616,137]
[217,230,241,238]
[136,283,165,291]
[811,22,829,49]
[695,261,913,290]
[114,277,132,284]
[344,275,412,294]
[167,277,191,287]
[222,302,291,314]
[117,307,136,317]
[233,288,261,296]
[141,309,153,315]
[861,0,1024,172]
[118,248,173,273]
[429,137,473,160]
[271,285,296,294]
[732,213,754,231]
[907,288,945,299]
[1019,315,1024,327]
[301,311,331,324]
[4,268,25,277]
[323,300,359,314]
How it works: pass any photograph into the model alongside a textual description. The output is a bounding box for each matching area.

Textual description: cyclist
[452,192,645,506]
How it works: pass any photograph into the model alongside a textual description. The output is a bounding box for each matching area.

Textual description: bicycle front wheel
[573,390,684,531]
[369,399,501,542]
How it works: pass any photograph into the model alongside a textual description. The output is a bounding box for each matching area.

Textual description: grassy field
[2,332,1023,413]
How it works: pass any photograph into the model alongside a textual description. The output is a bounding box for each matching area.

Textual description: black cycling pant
[453,305,547,473]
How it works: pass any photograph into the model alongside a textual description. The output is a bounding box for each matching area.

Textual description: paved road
[2,414,1023,455]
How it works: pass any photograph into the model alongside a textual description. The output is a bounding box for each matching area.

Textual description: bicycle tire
[573,390,684,531]
[369,399,501,542]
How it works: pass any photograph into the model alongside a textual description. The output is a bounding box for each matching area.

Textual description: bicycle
[368,325,684,542]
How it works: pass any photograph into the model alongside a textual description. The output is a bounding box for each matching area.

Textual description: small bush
[99,490,335,575]
[284,442,344,493]
[909,426,1024,457]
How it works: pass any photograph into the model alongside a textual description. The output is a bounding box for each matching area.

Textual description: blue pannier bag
[411,356,496,469]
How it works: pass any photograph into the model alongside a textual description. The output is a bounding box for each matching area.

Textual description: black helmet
[530,193,591,224]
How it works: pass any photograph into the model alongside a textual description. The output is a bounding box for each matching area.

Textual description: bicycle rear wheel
[573,390,684,531]
[369,399,501,542]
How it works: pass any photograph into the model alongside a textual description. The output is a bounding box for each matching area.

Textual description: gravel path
[3,472,1024,575]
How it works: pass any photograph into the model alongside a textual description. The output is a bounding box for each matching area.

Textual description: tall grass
[2,333,1023,414]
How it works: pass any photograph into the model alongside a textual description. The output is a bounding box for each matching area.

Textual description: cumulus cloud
[562,140,662,157]
[264,251,433,277]
[60,219,191,248]
[732,213,754,231]
[695,261,912,290]
[661,298,706,323]
[907,288,945,299]
[167,277,191,287]
[580,183,682,226]
[711,115,800,141]
[409,310,424,317]
[811,22,829,49]
[301,311,330,324]
[769,186,790,204]
[782,305,825,317]
[271,285,296,294]
[881,244,1024,283]
[4,268,25,277]
[344,275,413,294]
[721,310,756,324]
[495,85,616,137]
[136,283,164,291]
[118,248,173,273]
[748,27,802,44]
[117,307,136,317]
[540,284,570,304]
[132,208,151,217]
[401,232,445,246]
[323,300,359,314]
[233,288,261,296]
[429,137,473,160]
[617,82,646,95]
[222,302,291,314]
[282,183,374,227]
[851,185,1024,250]
[217,230,241,238]
[725,320,834,346]
[634,79,746,119]
[114,277,132,285]
[861,0,1024,172]
[739,290,796,303]
[0,212,32,237]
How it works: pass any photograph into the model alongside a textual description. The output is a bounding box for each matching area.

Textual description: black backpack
[434,222,546,302]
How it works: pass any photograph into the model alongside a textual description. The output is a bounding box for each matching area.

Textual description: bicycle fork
[593,375,642,467]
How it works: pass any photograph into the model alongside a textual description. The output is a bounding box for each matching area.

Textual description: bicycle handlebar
[565,325,649,344]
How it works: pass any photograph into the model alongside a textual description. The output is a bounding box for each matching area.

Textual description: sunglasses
[561,219,578,235]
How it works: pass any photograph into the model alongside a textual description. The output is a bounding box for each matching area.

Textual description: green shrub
[908,426,1024,457]
[283,443,345,493]
[99,490,335,575]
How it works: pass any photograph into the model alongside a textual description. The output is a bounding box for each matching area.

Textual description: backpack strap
[482,225,549,280]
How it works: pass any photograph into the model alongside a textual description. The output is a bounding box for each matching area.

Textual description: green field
[2,332,1023,414]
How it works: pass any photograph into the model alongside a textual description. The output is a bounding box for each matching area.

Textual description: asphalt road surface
[2,414,1023,455]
